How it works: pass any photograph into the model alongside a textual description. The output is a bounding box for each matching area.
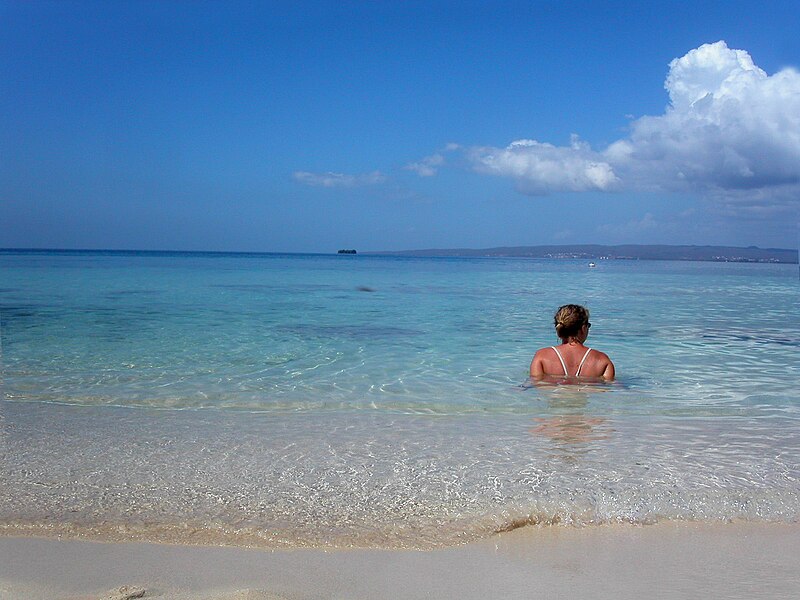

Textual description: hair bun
[553,304,590,340]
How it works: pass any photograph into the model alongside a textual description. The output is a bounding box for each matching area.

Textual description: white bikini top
[551,346,592,377]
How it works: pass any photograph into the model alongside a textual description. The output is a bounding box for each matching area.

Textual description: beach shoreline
[1,521,799,599]
[4,400,798,552]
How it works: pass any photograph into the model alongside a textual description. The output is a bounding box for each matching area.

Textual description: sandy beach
[1,522,798,599]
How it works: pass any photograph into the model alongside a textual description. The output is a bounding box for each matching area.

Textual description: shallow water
[1,250,798,547]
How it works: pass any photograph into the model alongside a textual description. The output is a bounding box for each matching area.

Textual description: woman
[530,304,615,381]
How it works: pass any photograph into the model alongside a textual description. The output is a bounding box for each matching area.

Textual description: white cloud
[468,41,800,210]
[404,144,463,177]
[405,153,444,177]
[292,170,386,188]
[617,42,800,195]
[470,135,619,194]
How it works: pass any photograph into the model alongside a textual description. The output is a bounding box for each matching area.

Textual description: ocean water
[1,249,798,548]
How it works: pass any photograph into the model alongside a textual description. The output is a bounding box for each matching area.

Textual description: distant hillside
[368,244,798,264]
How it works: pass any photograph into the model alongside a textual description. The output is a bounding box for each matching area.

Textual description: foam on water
[1,402,797,549]
[0,250,798,547]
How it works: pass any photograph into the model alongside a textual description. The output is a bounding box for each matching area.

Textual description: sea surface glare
[1,250,798,548]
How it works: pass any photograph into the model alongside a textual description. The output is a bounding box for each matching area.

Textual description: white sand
[1,522,799,599]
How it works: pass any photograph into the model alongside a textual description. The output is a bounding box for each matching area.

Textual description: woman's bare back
[530,343,614,381]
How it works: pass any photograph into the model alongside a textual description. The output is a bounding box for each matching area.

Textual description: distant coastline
[1,245,797,263]
[367,244,799,264]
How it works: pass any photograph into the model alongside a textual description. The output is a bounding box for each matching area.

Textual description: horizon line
[2,242,798,254]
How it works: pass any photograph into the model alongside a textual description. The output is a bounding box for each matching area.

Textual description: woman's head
[554,304,590,341]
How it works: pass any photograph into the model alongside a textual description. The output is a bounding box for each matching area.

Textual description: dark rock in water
[101,586,146,600]
[337,249,357,254]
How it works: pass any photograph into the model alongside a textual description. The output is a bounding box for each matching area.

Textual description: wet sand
[1,522,799,599]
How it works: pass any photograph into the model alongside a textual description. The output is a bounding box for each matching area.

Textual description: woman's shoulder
[587,348,613,365]
[533,346,558,358]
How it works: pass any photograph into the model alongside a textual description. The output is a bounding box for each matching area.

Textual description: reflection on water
[528,386,613,460]
[531,416,611,448]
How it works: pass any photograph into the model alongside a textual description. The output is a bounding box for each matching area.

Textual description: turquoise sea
[1,250,798,548]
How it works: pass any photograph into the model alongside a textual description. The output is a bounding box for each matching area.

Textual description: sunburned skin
[530,306,615,382]
[530,373,611,386]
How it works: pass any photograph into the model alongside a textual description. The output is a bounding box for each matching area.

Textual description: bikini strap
[575,348,592,376]
[551,346,569,376]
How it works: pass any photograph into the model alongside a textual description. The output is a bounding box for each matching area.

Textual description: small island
[337,249,357,254]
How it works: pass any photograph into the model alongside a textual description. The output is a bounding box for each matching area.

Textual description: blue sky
[2,1,799,252]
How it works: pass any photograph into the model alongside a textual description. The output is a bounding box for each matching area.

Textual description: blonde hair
[554,304,590,341]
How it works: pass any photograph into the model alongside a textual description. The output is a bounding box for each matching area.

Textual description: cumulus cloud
[615,42,800,194]
[470,135,619,194]
[405,144,462,176]
[405,153,445,177]
[293,170,386,188]
[468,41,800,208]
